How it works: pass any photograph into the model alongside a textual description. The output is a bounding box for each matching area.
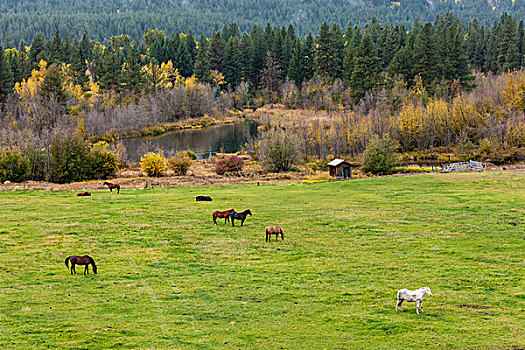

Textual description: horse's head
[103,182,109,186]
[93,264,98,274]
[246,209,252,216]
[424,286,432,296]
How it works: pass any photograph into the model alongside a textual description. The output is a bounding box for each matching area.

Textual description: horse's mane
[87,255,96,266]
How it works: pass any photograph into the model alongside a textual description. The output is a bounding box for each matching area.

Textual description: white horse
[396,286,432,314]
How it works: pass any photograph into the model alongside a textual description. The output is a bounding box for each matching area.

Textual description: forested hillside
[1,0,524,44]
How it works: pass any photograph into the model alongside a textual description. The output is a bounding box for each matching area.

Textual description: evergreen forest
[1,0,525,44]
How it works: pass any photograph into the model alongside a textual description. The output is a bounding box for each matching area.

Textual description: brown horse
[266,226,284,242]
[65,255,97,275]
[77,192,91,196]
[103,181,120,194]
[213,209,235,225]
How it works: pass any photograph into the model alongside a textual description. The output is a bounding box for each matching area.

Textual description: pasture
[0,172,523,349]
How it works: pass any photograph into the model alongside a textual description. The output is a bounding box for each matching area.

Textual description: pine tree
[0,45,14,102]
[350,34,381,102]
[29,33,46,69]
[301,33,315,83]
[412,23,439,86]
[71,46,88,86]
[314,22,333,78]
[288,37,303,87]
[62,33,73,64]
[484,22,499,72]
[40,64,67,106]
[99,46,122,90]
[80,33,93,61]
[497,13,520,72]
[222,36,241,87]
[194,36,210,83]
[166,33,180,68]
[48,31,63,64]
[330,23,345,80]
[18,41,31,80]
[238,33,252,82]
[518,21,524,67]
[5,49,22,84]
[185,32,197,63]
[208,31,225,73]
[248,26,267,87]
[123,43,144,92]
[178,40,194,77]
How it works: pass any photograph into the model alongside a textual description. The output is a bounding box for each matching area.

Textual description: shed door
[343,167,351,179]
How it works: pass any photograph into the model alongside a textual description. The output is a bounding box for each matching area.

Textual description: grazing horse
[196,196,212,201]
[213,209,235,225]
[65,255,97,275]
[265,226,284,242]
[103,181,120,194]
[77,192,91,196]
[229,209,252,227]
[396,286,432,314]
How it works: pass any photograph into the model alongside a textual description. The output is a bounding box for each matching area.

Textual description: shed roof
[327,159,351,167]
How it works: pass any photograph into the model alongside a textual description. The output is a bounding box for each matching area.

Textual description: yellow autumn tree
[397,101,424,151]
[502,69,525,112]
[160,61,183,88]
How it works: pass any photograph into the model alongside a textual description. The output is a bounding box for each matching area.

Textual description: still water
[122,120,259,162]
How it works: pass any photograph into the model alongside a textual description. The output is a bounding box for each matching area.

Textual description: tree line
[1,12,525,103]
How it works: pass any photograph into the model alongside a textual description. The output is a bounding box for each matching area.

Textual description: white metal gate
[441,160,485,173]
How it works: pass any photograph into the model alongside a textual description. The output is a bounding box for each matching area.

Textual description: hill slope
[1,0,524,43]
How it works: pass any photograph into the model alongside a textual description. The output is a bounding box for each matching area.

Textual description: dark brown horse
[103,181,120,194]
[77,192,91,196]
[65,255,97,275]
[230,209,252,227]
[266,226,284,242]
[212,209,235,225]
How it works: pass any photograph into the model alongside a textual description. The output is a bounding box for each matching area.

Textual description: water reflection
[121,120,259,162]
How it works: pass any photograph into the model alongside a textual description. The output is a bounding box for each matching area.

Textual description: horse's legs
[266,232,268,242]
[72,264,77,275]
[117,187,120,194]
[396,299,403,311]
[213,216,217,225]
[240,219,244,227]
[231,218,235,227]
[224,217,228,225]
[419,300,423,313]
[84,265,88,275]
[416,301,420,314]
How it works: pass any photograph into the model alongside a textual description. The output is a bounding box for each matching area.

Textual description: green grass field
[0,172,523,349]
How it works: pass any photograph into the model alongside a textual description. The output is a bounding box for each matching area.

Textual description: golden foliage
[502,69,525,112]
[140,151,168,177]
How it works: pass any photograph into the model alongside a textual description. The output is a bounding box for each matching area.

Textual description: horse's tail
[65,256,71,268]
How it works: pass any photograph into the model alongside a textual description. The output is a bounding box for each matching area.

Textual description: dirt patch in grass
[459,304,491,310]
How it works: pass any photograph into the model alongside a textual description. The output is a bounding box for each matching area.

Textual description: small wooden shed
[328,159,352,179]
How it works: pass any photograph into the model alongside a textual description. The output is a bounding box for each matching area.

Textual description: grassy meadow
[0,172,523,349]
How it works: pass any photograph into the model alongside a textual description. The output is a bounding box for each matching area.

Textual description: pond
[121,120,259,162]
